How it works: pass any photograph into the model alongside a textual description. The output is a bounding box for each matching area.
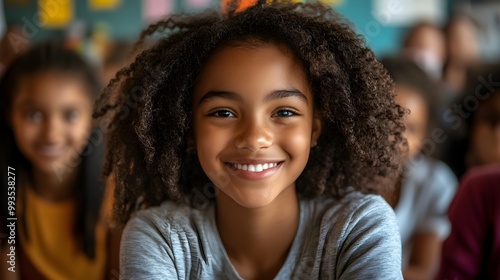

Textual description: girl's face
[10,72,93,176]
[470,92,500,165]
[395,85,429,159]
[193,43,321,209]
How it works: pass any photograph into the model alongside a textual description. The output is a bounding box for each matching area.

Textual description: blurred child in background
[443,14,481,95]
[402,22,446,82]
[382,57,458,280]
[0,42,118,280]
[437,164,500,279]
[443,65,500,180]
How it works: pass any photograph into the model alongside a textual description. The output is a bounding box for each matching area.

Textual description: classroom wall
[3,0,450,57]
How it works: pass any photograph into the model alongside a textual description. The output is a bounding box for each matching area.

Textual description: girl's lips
[35,146,66,159]
[225,161,283,180]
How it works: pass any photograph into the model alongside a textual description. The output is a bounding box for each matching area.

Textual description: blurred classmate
[443,14,481,94]
[402,22,446,81]
[437,165,500,279]
[443,66,500,180]
[0,42,118,280]
[381,57,458,280]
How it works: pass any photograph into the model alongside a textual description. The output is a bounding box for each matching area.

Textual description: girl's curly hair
[94,0,406,223]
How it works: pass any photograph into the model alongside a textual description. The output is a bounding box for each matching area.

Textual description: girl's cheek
[70,118,93,152]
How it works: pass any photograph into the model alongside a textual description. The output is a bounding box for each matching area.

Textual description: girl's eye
[209,110,235,118]
[26,111,43,123]
[65,110,80,122]
[274,109,297,118]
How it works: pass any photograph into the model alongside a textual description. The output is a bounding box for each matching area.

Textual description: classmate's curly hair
[94,0,406,223]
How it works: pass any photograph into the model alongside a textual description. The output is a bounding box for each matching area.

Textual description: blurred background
[1,0,500,66]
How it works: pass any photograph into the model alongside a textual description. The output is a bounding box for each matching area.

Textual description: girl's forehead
[198,42,305,83]
[13,72,93,106]
[194,44,309,93]
[207,42,296,66]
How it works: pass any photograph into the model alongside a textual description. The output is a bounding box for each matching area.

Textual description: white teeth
[256,164,263,172]
[232,162,279,172]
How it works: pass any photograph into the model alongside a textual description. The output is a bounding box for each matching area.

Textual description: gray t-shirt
[397,156,458,267]
[120,192,403,279]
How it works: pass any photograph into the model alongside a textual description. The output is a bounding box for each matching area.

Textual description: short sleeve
[415,162,458,239]
[120,213,179,280]
[336,196,403,280]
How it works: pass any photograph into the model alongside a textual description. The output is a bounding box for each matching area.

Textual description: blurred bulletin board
[143,0,174,23]
[89,0,121,10]
[38,0,74,28]
[373,0,445,25]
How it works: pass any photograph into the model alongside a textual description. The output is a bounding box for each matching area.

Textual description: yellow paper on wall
[89,0,121,10]
[321,0,343,5]
[38,0,73,28]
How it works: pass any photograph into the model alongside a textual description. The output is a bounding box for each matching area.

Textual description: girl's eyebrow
[264,89,308,104]
[198,89,308,105]
[198,91,243,105]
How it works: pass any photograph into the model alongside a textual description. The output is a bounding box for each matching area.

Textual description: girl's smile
[193,42,321,208]
[225,159,284,180]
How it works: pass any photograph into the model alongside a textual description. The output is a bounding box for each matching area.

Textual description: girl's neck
[30,167,80,202]
[215,185,299,280]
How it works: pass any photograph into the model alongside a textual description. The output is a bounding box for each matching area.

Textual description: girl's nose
[235,118,273,153]
[41,116,64,143]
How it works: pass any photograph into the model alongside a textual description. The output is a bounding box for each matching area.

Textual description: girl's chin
[33,159,73,177]
[222,189,283,209]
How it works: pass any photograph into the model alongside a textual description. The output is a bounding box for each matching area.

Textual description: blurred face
[447,19,479,64]
[10,72,93,177]
[470,92,500,165]
[407,25,446,63]
[193,44,321,209]
[395,85,429,159]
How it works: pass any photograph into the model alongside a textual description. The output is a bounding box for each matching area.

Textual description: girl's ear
[311,114,322,148]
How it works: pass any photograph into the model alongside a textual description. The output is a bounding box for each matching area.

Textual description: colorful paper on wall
[89,0,121,10]
[320,0,343,5]
[373,0,444,25]
[38,0,73,28]
[143,0,173,23]
[186,0,211,9]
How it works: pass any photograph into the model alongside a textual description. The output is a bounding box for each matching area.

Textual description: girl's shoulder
[126,200,211,232]
[301,191,396,231]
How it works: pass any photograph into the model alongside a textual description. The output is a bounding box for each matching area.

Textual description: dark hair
[0,42,104,259]
[444,65,500,178]
[94,0,406,224]
[381,56,443,152]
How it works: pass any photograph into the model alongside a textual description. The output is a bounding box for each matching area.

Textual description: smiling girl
[0,42,117,280]
[95,1,407,279]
